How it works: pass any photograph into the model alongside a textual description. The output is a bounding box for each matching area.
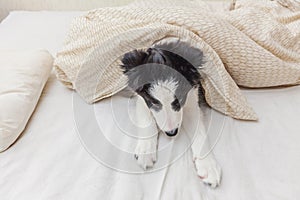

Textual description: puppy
[121,41,221,188]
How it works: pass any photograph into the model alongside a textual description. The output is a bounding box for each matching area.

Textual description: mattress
[0,10,299,200]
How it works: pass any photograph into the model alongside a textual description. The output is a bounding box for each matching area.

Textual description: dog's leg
[190,88,222,188]
[134,95,158,170]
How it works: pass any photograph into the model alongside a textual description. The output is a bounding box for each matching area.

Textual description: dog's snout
[165,128,178,137]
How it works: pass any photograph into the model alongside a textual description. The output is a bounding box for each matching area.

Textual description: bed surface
[0,11,300,200]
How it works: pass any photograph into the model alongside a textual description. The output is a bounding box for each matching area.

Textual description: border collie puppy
[121,41,221,188]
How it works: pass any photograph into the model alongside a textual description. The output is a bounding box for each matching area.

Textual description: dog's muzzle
[165,128,178,137]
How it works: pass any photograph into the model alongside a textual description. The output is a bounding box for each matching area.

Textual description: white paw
[134,139,157,170]
[194,156,222,188]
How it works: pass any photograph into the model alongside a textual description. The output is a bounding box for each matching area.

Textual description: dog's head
[121,44,204,137]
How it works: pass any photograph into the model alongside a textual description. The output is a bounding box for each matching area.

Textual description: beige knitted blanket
[54,0,300,120]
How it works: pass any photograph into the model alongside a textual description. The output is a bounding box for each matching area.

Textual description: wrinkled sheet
[0,10,299,200]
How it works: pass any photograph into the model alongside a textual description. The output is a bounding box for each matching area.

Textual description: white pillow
[0,50,53,152]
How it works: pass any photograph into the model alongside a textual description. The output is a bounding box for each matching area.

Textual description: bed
[0,5,300,200]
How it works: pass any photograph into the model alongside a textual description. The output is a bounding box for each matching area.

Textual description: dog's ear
[121,50,148,73]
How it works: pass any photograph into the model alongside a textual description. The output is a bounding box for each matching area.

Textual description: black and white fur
[121,41,221,188]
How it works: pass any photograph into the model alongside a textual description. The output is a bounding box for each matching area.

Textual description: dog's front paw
[134,139,157,170]
[194,156,222,188]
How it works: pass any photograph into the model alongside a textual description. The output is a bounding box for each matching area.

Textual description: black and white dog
[121,41,221,188]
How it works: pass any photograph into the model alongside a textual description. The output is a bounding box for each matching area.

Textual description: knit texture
[54,0,300,120]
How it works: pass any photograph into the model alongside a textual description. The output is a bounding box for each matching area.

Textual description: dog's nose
[165,128,178,137]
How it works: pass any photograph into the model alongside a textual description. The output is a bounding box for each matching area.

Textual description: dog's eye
[143,96,162,112]
[171,98,181,112]
[150,101,162,112]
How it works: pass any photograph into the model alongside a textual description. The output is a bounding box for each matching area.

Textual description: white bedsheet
[0,11,299,200]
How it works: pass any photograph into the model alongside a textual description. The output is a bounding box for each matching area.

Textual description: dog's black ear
[121,50,148,73]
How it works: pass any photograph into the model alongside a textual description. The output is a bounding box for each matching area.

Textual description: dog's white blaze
[149,79,182,132]
[150,79,178,98]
